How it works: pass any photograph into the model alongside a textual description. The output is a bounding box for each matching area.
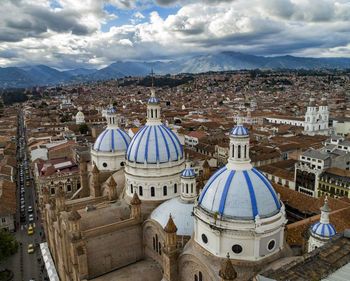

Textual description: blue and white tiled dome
[198,166,280,219]
[230,125,249,135]
[182,168,195,177]
[311,221,337,237]
[106,108,117,114]
[93,128,131,152]
[126,124,183,164]
[148,96,159,103]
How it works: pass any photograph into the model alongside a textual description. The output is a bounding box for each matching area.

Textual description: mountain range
[1,51,350,89]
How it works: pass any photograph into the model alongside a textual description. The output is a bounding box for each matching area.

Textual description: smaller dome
[182,168,195,177]
[76,111,84,117]
[230,125,249,136]
[150,197,194,236]
[106,108,117,114]
[311,221,337,237]
[93,128,131,152]
[148,97,159,103]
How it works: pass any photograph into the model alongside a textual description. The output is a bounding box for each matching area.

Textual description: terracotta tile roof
[0,180,16,217]
[261,233,350,280]
[273,184,350,215]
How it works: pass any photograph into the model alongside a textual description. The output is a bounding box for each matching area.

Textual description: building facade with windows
[295,135,350,197]
[317,168,350,198]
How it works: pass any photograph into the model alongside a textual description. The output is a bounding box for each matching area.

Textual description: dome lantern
[227,110,251,171]
[181,158,197,203]
[308,196,337,252]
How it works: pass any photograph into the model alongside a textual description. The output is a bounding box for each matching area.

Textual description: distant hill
[1,52,350,88]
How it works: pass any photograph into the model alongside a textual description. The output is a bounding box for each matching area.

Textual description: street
[3,108,48,281]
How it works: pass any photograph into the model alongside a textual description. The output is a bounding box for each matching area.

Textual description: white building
[266,97,331,136]
[303,98,330,136]
[75,107,85,124]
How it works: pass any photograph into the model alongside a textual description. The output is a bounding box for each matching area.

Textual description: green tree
[78,124,89,134]
[0,230,19,262]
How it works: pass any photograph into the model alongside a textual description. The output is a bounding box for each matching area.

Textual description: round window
[232,244,242,254]
[103,162,107,168]
[268,240,276,251]
[201,234,208,244]
[120,162,125,166]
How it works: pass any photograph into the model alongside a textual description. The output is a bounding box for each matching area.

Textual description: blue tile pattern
[199,167,280,219]
[230,126,249,135]
[93,128,131,152]
[311,221,337,237]
[106,108,117,114]
[182,168,195,177]
[127,124,183,163]
[148,97,159,103]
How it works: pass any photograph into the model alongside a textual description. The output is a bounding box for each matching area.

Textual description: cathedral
[42,87,334,281]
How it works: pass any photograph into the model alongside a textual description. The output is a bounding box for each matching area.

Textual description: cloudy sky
[1,0,350,70]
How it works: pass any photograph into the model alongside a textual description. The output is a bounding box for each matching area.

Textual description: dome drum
[125,174,181,201]
[193,206,285,261]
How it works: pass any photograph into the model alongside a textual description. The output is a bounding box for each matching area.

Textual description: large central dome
[126,124,183,164]
[198,166,280,219]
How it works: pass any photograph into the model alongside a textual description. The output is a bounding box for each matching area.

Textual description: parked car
[28,214,34,222]
[27,244,34,254]
[20,213,26,222]
[27,226,34,235]
[28,206,33,213]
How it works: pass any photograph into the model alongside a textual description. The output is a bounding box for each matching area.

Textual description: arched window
[182,183,184,193]
[139,186,143,196]
[151,187,155,197]
[238,145,241,159]
[159,242,162,255]
[194,275,198,281]
[155,110,157,118]
[155,234,158,252]
[232,145,234,157]
[186,184,189,193]
[244,145,247,158]
[199,272,203,281]
[191,183,193,193]
[163,186,167,196]
[153,237,155,250]
[174,183,177,193]
[151,109,153,118]
[130,184,133,194]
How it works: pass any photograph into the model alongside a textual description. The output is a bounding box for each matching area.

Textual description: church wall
[48,146,75,160]
[143,220,164,267]
[91,149,126,171]
[84,223,143,279]
[178,254,217,281]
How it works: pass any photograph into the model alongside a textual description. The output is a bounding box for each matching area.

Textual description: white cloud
[1,0,350,69]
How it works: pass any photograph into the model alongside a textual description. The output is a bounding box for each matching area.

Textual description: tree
[0,230,18,262]
[78,124,89,135]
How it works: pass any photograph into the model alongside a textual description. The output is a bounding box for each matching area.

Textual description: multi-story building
[295,136,350,197]
[318,168,350,198]
[33,157,80,206]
